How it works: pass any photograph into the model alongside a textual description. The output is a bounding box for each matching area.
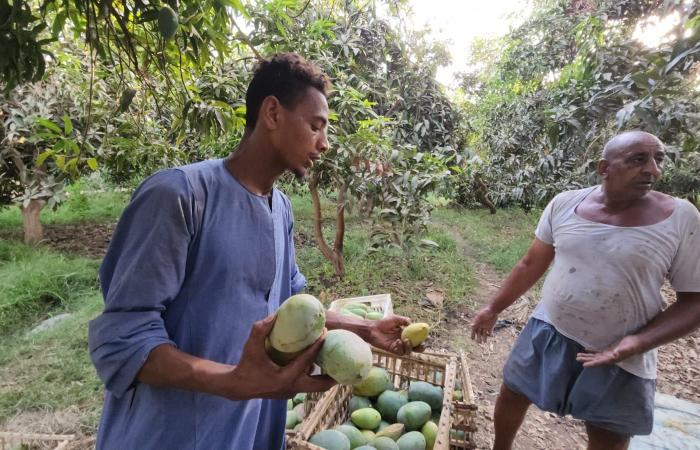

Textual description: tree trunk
[21,199,46,245]
[474,174,497,214]
[309,175,346,278]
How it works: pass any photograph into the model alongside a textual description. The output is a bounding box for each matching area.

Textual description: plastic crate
[328,293,393,318]
[288,348,477,449]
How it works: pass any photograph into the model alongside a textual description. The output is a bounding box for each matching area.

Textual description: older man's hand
[368,314,425,355]
[471,306,499,343]
[575,335,642,367]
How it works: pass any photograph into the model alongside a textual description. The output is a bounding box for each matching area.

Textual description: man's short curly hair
[245,53,331,130]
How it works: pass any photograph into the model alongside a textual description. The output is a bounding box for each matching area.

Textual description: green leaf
[86,158,98,171]
[36,118,62,134]
[62,114,73,135]
[36,150,54,166]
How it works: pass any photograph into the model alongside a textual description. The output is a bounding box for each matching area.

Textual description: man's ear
[597,159,609,179]
[259,96,281,130]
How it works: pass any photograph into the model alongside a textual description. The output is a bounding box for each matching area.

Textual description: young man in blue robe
[88,53,414,450]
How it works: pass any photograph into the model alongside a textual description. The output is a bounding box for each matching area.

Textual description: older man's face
[602,140,665,196]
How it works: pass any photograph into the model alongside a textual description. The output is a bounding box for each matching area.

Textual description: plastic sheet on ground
[630,393,700,450]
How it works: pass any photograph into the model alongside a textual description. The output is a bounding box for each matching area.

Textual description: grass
[0,189,129,231]
[0,186,538,434]
[0,295,104,430]
[432,207,541,273]
[0,241,100,335]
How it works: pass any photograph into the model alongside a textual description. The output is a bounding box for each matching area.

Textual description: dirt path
[436,252,587,450]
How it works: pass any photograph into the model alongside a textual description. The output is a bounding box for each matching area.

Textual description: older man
[471,131,700,450]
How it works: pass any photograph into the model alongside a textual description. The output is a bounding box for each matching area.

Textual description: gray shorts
[503,318,655,436]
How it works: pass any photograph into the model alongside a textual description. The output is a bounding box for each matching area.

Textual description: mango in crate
[348,395,372,413]
[375,390,408,422]
[421,420,438,450]
[401,323,430,348]
[353,367,393,397]
[397,401,432,431]
[372,436,400,450]
[408,381,443,411]
[334,424,369,448]
[351,407,382,430]
[397,431,427,450]
[309,429,351,450]
[375,423,404,440]
[366,311,383,320]
[285,410,299,429]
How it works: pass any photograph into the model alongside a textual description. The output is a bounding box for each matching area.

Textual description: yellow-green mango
[317,330,372,384]
[351,408,382,430]
[353,367,393,397]
[269,294,325,354]
[421,421,438,450]
[401,323,430,348]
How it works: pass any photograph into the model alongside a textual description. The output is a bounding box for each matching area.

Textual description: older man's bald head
[602,131,664,161]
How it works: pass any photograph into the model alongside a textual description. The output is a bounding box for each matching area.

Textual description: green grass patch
[0,189,129,230]
[0,240,100,336]
[290,194,475,326]
[0,293,104,427]
[432,207,541,273]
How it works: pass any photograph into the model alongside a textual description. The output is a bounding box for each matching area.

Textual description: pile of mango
[286,393,307,431]
[339,301,383,321]
[304,366,448,450]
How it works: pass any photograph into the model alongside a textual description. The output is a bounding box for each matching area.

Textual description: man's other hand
[575,335,642,368]
[471,306,499,343]
[369,314,424,356]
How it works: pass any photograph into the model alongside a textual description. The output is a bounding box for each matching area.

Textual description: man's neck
[225,131,283,196]
[597,185,646,213]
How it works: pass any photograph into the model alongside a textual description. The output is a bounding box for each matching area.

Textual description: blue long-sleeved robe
[88,159,306,449]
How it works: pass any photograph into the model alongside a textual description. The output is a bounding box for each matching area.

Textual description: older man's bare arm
[471,238,555,343]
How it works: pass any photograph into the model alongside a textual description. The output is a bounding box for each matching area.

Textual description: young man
[471,131,700,450]
[89,53,413,450]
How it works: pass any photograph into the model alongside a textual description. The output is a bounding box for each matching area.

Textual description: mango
[334,424,368,448]
[396,431,427,450]
[309,429,351,450]
[349,308,367,318]
[376,420,390,432]
[401,323,430,348]
[294,403,305,420]
[408,381,443,411]
[349,395,372,413]
[366,311,383,320]
[421,421,438,450]
[317,330,372,385]
[376,390,409,422]
[360,430,376,441]
[453,390,463,401]
[376,423,404,440]
[287,399,293,410]
[285,410,298,429]
[353,367,393,397]
[270,294,326,354]
[351,408,382,430]
[293,393,306,405]
[157,6,179,39]
[397,401,431,431]
[372,436,400,450]
[354,446,376,450]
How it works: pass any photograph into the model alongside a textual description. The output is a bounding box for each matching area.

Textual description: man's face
[273,87,329,179]
[600,140,665,197]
